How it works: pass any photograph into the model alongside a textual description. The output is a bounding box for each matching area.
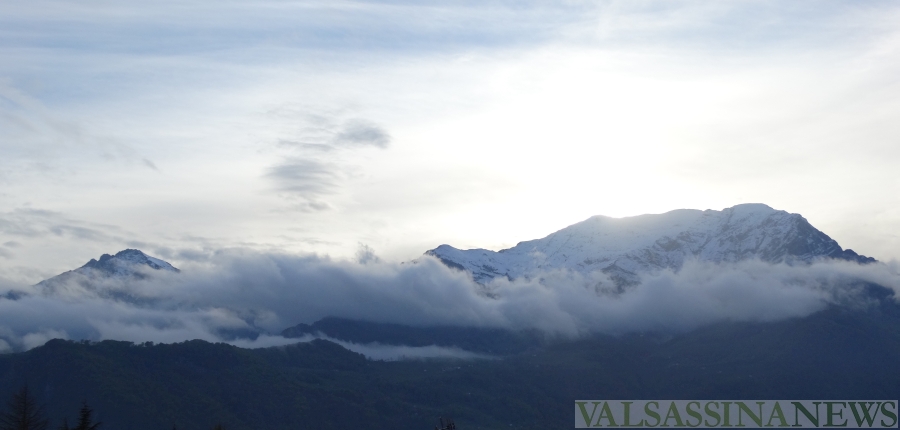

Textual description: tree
[58,403,100,430]
[0,386,49,430]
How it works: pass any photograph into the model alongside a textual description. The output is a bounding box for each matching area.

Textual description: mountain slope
[34,249,178,297]
[76,249,179,276]
[4,301,900,430]
[427,204,874,285]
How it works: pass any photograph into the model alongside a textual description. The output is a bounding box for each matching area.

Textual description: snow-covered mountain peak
[78,249,179,276]
[33,249,179,297]
[426,204,874,285]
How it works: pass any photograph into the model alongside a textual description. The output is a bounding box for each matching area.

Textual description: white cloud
[279,333,493,360]
[21,329,68,350]
[1,250,897,354]
[330,339,494,361]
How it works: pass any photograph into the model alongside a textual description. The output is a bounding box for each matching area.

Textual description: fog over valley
[2,205,898,359]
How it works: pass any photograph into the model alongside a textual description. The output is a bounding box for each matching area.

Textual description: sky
[2,0,900,284]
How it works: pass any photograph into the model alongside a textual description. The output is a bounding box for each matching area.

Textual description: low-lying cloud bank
[284,333,493,361]
[1,250,899,356]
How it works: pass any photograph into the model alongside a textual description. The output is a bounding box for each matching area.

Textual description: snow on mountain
[35,249,178,297]
[76,249,179,276]
[426,204,875,286]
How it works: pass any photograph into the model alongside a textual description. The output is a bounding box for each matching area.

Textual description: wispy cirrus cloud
[0,208,119,241]
[332,119,391,149]
[272,108,392,150]
[0,82,159,175]
[263,106,392,211]
[266,159,342,211]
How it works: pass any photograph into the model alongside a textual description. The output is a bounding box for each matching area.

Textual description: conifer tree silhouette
[0,386,49,430]
[58,403,100,430]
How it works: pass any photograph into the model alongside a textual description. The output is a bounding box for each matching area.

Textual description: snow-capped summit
[426,204,874,285]
[34,249,178,297]
[77,249,179,277]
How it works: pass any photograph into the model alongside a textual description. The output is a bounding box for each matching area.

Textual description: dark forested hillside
[3,301,900,430]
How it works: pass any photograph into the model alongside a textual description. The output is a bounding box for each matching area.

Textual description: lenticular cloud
[1,249,898,353]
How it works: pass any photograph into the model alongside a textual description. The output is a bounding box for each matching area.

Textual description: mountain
[2,207,897,428]
[5,302,900,430]
[426,203,875,285]
[76,248,179,276]
[34,249,178,296]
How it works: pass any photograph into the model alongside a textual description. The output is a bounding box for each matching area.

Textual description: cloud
[480,260,855,335]
[355,243,382,265]
[21,329,68,350]
[266,158,341,202]
[0,208,119,241]
[328,339,493,361]
[0,208,146,280]
[0,1,594,59]
[332,119,391,149]
[0,82,159,173]
[1,249,898,357]
[281,333,493,360]
[263,109,392,210]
